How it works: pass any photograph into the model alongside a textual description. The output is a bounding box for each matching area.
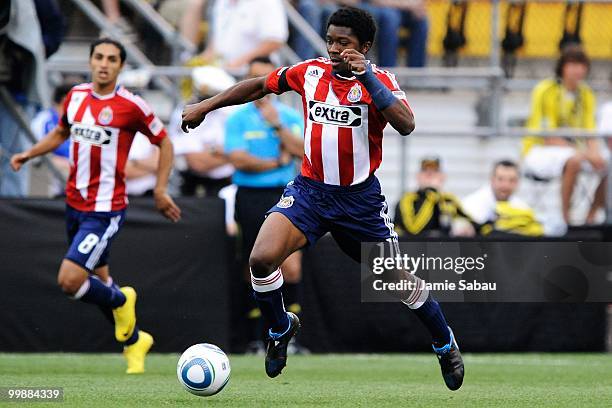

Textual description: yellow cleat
[112,286,137,342]
[124,330,154,374]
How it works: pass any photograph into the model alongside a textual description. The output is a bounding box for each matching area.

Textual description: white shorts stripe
[380,200,398,241]
[85,215,121,270]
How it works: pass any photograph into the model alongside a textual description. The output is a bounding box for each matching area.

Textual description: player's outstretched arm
[154,137,181,222]
[10,125,70,171]
[342,49,415,136]
[181,76,271,133]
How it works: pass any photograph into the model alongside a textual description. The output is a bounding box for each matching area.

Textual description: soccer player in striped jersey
[182,7,464,390]
[11,38,181,374]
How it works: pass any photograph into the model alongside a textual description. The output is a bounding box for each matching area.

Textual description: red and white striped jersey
[266,58,411,186]
[59,83,166,212]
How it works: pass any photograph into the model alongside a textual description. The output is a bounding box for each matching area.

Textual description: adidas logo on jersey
[308,101,362,128]
[71,123,112,146]
[306,66,323,78]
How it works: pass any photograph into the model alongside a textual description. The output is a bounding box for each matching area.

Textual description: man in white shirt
[463,160,544,236]
[170,66,236,197]
[201,0,289,76]
[125,132,160,196]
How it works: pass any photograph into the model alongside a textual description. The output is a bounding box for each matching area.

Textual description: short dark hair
[493,159,519,175]
[250,56,274,66]
[327,7,376,46]
[89,37,126,63]
[555,43,590,78]
[53,83,74,104]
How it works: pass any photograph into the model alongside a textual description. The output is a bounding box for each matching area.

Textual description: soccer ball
[177,343,231,396]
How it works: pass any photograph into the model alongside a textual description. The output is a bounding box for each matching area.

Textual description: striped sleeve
[375,69,412,112]
[59,88,74,128]
[265,61,309,95]
[133,99,167,145]
[121,92,166,145]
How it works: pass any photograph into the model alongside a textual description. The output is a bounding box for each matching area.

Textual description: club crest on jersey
[277,195,294,209]
[308,101,362,128]
[71,123,112,146]
[97,106,113,125]
[347,84,362,103]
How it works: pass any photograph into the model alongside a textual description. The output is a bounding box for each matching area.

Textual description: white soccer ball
[177,343,231,396]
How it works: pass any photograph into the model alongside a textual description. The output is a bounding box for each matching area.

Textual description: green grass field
[0,353,611,407]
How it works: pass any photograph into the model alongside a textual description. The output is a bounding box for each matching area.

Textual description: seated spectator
[462,160,544,237]
[598,93,612,153]
[159,0,207,49]
[367,0,429,67]
[522,44,608,225]
[100,0,135,38]
[169,66,236,197]
[318,1,428,67]
[200,0,288,76]
[31,83,73,196]
[289,0,323,60]
[394,156,476,238]
[125,132,160,197]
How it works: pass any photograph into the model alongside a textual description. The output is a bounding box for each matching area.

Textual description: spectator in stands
[159,0,207,51]
[394,156,476,238]
[367,0,428,67]
[31,83,73,196]
[598,77,612,150]
[100,0,135,37]
[462,160,544,237]
[318,1,428,67]
[224,57,306,355]
[200,0,288,76]
[33,0,65,58]
[170,66,236,197]
[522,44,608,225]
[0,0,51,197]
[290,0,324,60]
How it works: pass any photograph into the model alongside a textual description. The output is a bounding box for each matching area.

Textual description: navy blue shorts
[267,175,398,262]
[65,205,126,272]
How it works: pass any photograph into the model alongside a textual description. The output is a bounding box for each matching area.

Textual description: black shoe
[265,312,300,378]
[434,327,464,391]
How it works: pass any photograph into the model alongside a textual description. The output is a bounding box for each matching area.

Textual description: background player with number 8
[10,38,181,374]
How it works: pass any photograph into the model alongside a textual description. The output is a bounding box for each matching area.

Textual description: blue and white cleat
[264,312,300,378]
[433,327,464,391]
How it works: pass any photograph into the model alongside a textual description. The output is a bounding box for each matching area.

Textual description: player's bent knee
[57,274,84,295]
[57,261,88,295]
[249,251,279,279]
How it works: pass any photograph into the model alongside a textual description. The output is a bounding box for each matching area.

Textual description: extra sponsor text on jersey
[308,101,362,128]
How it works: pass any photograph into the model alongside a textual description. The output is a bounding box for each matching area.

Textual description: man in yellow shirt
[522,44,608,225]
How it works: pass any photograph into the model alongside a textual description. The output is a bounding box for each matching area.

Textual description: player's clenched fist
[10,152,30,172]
[181,103,207,133]
[340,49,369,74]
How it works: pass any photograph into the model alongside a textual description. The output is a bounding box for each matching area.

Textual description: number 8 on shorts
[77,233,100,254]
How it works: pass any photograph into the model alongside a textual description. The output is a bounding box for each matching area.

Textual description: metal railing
[68,0,180,101]
[120,0,196,63]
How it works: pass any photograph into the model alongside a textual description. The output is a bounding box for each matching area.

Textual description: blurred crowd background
[2,0,612,238]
